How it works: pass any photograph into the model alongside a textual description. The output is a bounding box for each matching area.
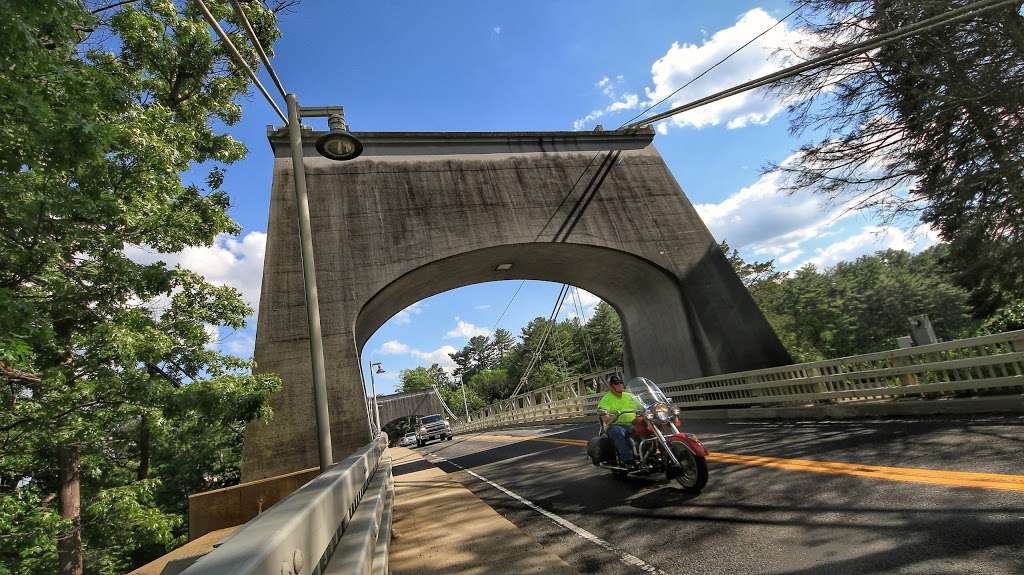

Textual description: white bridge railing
[182,434,393,575]
[454,330,1024,433]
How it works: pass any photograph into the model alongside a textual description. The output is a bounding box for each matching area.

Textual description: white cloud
[644,8,815,131]
[562,287,603,321]
[444,317,490,339]
[378,339,458,370]
[393,302,424,325]
[697,155,937,271]
[222,329,256,357]
[804,225,940,270]
[696,163,848,256]
[380,340,411,354]
[574,76,641,130]
[124,231,266,310]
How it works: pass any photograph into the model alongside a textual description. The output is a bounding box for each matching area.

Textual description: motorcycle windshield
[626,377,670,408]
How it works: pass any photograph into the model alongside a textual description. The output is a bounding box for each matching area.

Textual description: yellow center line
[464,433,1024,492]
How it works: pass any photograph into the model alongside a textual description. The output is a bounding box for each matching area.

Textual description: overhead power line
[628,0,1018,128]
[194,0,288,123]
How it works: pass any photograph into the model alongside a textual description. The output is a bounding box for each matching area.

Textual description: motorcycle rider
[598,374,644,468]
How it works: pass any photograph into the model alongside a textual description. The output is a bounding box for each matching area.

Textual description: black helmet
[608,374,623,385]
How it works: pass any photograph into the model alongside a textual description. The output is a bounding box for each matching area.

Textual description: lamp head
[375,365,386,374]
[315,113,363,161]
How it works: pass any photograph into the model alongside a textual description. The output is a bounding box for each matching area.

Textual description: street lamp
[368,361,385,434]
[284,97,365,470]
[315,111,363,161]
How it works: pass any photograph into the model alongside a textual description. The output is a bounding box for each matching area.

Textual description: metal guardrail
[453,330,1024,433]
[182,434,393,575]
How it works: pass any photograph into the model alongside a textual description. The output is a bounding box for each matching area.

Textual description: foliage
[0,1,289,572]
[768,0,1024,315]
[978,299,1024,335]
[466,369,513,404]
[723,247,977,361]
[0,488,66,575]
[438,298,626,410]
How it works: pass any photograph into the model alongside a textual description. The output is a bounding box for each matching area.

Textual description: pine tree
[768,0,1024,315]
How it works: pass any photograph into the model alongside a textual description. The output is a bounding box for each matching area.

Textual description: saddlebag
[587,436,614,465]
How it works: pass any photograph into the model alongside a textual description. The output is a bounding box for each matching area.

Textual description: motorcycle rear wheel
[668,443,708,493]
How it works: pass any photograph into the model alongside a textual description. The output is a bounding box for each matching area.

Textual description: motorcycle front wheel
[667,443,708,493]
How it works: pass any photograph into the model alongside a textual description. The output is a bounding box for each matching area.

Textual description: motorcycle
[587,376,708,493]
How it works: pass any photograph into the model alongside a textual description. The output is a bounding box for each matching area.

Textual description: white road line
[441,457,672,575]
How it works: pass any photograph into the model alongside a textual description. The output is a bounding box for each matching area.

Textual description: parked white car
[398,432,417,447]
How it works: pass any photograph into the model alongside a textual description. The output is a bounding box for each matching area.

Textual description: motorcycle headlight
[654,403,671,422]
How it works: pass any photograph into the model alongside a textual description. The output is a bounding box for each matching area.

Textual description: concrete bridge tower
[241,127,790,480]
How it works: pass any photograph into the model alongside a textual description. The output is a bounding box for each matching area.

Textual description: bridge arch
[375,390,445,430]
[242,129,789,480]
[355,243,694,383]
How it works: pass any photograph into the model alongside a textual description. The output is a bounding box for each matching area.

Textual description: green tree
[467,369,513,404]
[0,1,288,573]
[739,249,976,360]
[769,0,1024,315]
[490,328,516,361]
[398,364,449,393]
[978,299,1024,335]
[448,334,496,383]
[585,302,624,370]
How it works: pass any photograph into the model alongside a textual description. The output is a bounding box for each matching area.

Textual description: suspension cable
[493,3,802,400]
[228,0,287,98]
[510,284,570,397]
[193,0,287,123]
[628,0,1018,128]
[623,1,807,128]
[572,286,598,372]
[431,385,460,420]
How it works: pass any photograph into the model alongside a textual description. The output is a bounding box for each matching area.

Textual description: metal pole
[368,361,382,433]
[286,93,333,471]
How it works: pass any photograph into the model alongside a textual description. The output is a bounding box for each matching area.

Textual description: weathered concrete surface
[377,389,446,429]
[241,129,790,480]
[387,446,576,574]
[187,465,320,540]
[127,527,236,575]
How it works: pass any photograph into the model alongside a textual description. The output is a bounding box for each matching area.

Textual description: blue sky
[147,1,941,395]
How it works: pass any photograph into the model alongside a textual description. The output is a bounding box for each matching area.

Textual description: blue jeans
[606,424,634,464]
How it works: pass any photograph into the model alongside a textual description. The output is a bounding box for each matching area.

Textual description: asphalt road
[414,416,1024,575]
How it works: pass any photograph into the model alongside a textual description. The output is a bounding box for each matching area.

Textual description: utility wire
[629,0,1018,128]
[228,0,287,98]
[623,1,807,128]
[193,0,287,123]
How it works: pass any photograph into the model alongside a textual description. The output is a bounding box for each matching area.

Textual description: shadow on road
[421,420,1024,574]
